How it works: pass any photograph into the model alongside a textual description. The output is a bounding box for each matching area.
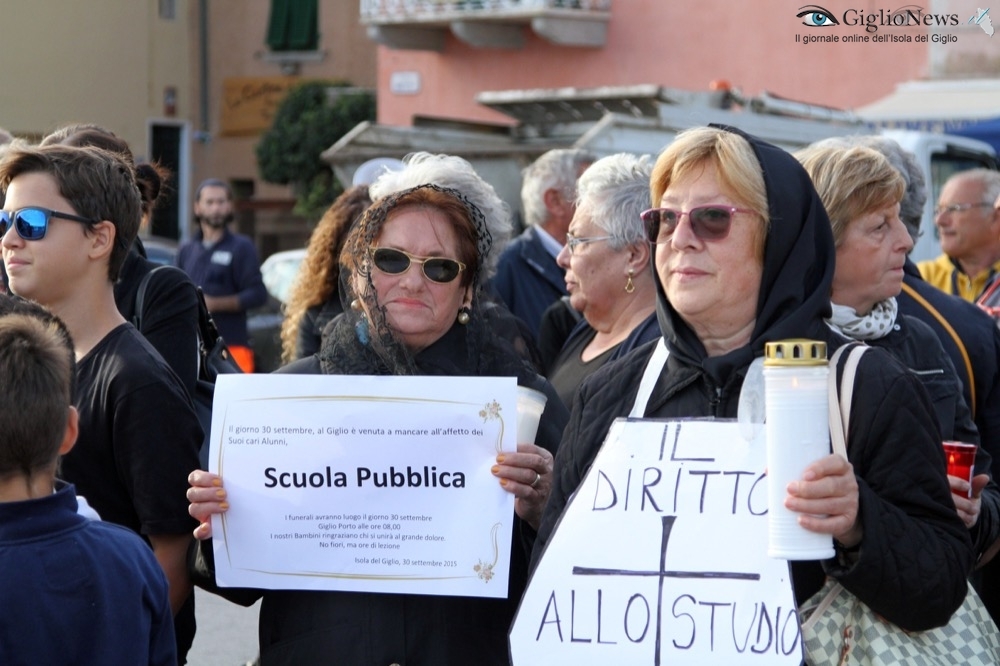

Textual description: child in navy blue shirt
[0,297,176,665]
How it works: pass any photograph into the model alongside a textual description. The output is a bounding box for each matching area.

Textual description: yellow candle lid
[763,339,827,366]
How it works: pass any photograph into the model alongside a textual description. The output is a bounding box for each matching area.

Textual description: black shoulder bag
[133,265,243,468]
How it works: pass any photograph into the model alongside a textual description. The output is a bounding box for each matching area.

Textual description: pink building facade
[363,0,997,127]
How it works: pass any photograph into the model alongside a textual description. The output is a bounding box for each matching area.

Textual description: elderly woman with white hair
[187,153,569,664]
[547,153,659,408]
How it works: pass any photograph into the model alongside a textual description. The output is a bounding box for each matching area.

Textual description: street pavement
[187,588,260,666]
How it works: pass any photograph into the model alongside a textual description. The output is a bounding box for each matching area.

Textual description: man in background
[919,169,1000,302]
[492,149,594,339]
[177,178,266,372]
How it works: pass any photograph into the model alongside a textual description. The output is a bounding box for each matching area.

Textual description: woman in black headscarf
[188,155,568,664]
[532,125,973,632]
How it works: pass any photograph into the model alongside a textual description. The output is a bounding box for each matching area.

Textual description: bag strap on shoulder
[828,343,870,459]
[133,265,186,332]
[630,337,668,418]
[902,282,976,418]
[131,264,234,369]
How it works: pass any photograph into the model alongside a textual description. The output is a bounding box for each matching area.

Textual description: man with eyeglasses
[0,144,202,662]
[919,169,1000,302]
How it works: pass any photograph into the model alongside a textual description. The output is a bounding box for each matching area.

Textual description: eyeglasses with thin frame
[565,233,613,255]
[640,205,755,243]
[0,207,98,241]
[933,202,994,217]
[369,247,466,284]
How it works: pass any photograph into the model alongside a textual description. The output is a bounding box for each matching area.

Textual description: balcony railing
[360,0,612,50]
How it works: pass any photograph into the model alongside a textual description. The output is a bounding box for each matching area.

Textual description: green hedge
[256,80,375,220]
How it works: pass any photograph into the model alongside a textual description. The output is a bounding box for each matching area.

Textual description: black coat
[899,254,1000,622]
[490,226,567,339]
[114,241,201,397]
[532,125,973,634]
[294,299,343,360]
[899,259,1000,461]
[867,313,1000,558]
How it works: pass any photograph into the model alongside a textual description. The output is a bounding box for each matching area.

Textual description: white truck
[323,84,997,262]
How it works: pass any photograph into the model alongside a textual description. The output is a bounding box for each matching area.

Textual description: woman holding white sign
[533,125,974,633]
[188,153,568,665]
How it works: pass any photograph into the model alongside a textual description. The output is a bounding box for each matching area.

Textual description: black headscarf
[655,124,837,385]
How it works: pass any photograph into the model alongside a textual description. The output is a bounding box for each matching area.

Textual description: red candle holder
[943,441,977,498]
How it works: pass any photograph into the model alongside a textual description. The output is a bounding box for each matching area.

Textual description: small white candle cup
[516,386,548,445]
[764,339,834,561]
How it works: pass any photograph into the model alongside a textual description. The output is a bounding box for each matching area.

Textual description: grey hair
[952,168,1000,210]
[806,135,927,242]
[369,152,512,278]
[520,148,597,228]
[575,153,653,250]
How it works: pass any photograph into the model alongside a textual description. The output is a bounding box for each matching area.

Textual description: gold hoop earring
[457,307,471,325]
[625,271,635,294]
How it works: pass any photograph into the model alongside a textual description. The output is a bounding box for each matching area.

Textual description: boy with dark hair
[0,298,176,665]
[0,145,202,660]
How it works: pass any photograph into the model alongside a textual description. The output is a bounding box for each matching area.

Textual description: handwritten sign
[208,373,518,598]
[509,419,801,665]
[220,76,299,136]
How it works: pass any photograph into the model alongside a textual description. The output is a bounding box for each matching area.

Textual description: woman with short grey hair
[546,153,659,408]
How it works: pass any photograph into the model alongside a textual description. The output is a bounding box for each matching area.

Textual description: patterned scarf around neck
[826,297,898,341]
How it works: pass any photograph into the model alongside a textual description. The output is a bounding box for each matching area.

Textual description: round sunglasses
[640,205,754,243]
[0,207,97,241]
[369,247,466,284]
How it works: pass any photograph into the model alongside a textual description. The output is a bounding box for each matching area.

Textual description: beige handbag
[799,343,1000,665]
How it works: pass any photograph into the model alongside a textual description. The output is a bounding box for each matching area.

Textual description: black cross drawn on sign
[572,515,760,666]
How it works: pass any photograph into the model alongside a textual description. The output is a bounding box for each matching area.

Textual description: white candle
[764,339,834,560]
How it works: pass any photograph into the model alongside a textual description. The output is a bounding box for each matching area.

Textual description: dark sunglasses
[370,247,466,284]
[640,205,754,243]
[0,207,97,241]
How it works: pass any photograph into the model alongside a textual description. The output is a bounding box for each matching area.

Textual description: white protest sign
[208,374,517,598]
[510,419,801,665]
